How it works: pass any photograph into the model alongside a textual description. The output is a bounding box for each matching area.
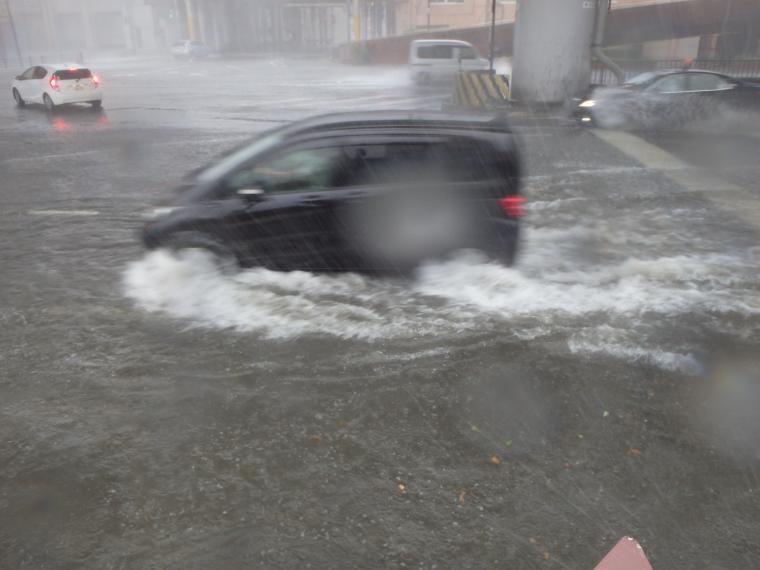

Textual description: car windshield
[623,71,658,86]
[195,131,284,185]
[5,2,760,570]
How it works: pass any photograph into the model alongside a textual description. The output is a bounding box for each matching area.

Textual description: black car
[574,69,760,128]
[142,111,524,273]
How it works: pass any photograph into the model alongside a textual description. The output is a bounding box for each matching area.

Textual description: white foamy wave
[123,247,758,372]
[123,249,478,340]
[414,251,759,317]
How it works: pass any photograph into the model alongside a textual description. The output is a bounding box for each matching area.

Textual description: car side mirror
[237,188,265,199]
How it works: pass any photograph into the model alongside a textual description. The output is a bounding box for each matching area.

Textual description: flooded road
[1,57,760,568]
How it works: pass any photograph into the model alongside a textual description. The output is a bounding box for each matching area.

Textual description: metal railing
[591,59,760,85]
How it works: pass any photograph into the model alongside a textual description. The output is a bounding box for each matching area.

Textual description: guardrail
[591,59,760,84]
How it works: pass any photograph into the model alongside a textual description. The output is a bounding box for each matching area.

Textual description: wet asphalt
[1,57,760,569]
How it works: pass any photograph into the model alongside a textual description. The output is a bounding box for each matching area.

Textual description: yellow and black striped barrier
[453,71,510,110]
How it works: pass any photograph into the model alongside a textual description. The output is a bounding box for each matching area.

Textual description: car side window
[329,143,446,187]
[417,44,454,60]
[226,147,343,194]
[688,73,734,91]
[33,67,47,79]
[20,67,36,80]
[648,74,687,93]
[458,47,478,60]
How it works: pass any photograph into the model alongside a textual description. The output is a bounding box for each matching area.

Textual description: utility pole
[4,0,23,66]
[488,0,496,71]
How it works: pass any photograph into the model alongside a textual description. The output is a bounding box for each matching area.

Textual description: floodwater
[2,57,760,568]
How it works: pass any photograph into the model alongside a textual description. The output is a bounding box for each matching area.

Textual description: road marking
[2,136,246,165]
[1,149,104,164]
[592,129,760,229]
[28,209,99,217]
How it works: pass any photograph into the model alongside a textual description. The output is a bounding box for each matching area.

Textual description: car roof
[411,39,473,47]
[281,111,511,137]
[42,64,88,71]
[650,69,727,77]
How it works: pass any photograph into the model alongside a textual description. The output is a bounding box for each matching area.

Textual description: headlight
[579,99,596,108]
[142,207,178,220]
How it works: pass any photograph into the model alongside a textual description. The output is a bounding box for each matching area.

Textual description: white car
[170,40,210,60]
[12,64,102,111]
[409,40,490,85]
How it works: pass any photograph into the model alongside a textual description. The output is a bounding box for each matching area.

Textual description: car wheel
[90,100,102,109]
[43,94,55,112]
[12,88,25,107]
[167,233,240,274]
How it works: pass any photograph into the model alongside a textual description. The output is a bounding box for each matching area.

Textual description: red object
[49,76,59,90]
[92,74,100,86]
[593,537,653,570]
[498,195,526,218]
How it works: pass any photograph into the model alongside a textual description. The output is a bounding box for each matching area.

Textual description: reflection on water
[13,104,110,130]
[48,107,109,131]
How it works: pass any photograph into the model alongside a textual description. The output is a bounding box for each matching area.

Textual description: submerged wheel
[43,93,55,112]
[167,233,240,274]
[12,88,25,107]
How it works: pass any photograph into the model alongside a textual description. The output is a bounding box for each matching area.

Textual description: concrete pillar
[511,0,596,104]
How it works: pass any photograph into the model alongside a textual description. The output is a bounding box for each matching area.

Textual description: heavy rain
[1,0,760,568]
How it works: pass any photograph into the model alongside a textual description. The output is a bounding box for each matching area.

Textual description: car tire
[12,88,25,107]
[43,94,55,113]
[90,100,102,109]
[166,233,240,274]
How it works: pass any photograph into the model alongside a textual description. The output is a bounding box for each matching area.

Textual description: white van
[409,40,490,85]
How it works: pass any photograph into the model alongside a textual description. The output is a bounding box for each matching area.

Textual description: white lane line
[1,150,104,164]
[28,209,100,217]
[592,129,760,228]
[2,136,246,165]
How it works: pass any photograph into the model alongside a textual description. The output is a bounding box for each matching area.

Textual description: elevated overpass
[344,0,760,64]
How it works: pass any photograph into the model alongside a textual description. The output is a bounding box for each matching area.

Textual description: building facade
[395,0,515,35]
[1,0,166,64]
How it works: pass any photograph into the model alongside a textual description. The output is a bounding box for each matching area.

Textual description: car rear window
[54,69,92,80]
[417,44,455,59]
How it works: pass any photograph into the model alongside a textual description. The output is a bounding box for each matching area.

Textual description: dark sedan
[142,111,524,273]
[574,69,760,129]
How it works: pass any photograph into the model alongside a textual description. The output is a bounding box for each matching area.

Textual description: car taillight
[498,195,526,218]
[49,76,59,90]
[92,74,100,86]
